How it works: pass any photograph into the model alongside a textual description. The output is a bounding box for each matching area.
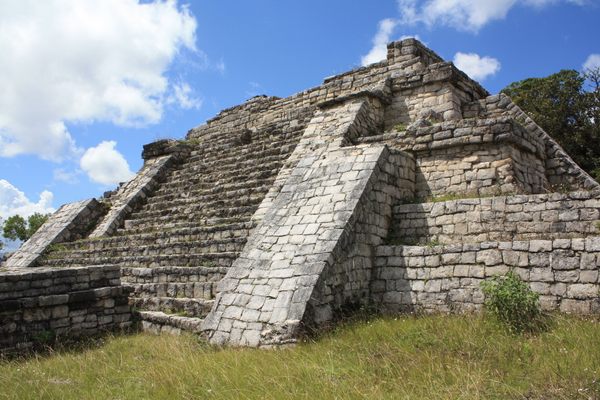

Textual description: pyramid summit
[2,39,599,351]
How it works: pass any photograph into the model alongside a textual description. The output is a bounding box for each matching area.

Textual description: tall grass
[1,314,599,399]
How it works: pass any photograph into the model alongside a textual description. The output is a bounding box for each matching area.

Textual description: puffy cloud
[397,0,586,32]
[361,19,399,66]
[53,168,82,185]
[583,54,600,71]
[168,82,203,110]
[0,179,55,219]
[0,0,197,161]
[453,52,501,81]
[80,141,135,186]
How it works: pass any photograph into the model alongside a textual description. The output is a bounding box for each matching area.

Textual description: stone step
[124,205,258,231]
[53,236,246,257]
[131,297,214,318]
[144,173,274,200]
[115,216,252,236]
[184,146,290,175]
[145,179,275,206]
[138,185,270,215]
[167,147,290,183]
[149,167,280,200]
[116,220,254,238]
[160,156,281,182]
[187,134,300,161]
[37,252,239,268]
[126,197,265,226]
[124,280,216,299]
[138,311,204,335]
[121,265,228,284]
[58,222,254,252]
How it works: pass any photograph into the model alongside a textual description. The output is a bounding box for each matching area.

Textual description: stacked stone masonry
[373,239,600,314]
[0,265,131,353]
[1,39,599,350]
[390,191,600,245]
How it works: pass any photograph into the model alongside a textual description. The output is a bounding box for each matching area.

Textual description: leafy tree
[2,213,50,242]
[27,213,49,236]
[3,215,28,241]
[501,68,600,180]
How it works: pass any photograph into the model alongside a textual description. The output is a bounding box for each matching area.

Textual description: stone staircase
[36,117,310,333]
[5,39,599,349]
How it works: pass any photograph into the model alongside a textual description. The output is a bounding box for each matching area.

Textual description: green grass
[1,314,599,399]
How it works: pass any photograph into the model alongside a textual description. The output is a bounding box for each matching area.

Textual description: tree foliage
[501,68,600,180]
[3,215,27,241]
[2,213,50,242]
[27,213,49,236]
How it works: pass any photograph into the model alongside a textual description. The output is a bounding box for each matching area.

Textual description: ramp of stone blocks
[90,157,172,238]
[202,144,414,346]
[202,85,415,346]
[5,199,106,268]
[90,139,191,238]
[251,83,391,224]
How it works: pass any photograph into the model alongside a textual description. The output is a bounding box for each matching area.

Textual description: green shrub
[481,271,543,334]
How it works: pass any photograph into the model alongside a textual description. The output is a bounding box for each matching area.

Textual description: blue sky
[0,0,599,225]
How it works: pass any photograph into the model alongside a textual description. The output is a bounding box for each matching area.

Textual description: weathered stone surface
[0,265,131,354]
[2,38,600,351]
[5,199,106,268]
[90,153,180,238]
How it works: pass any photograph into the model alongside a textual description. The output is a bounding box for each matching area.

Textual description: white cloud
[0,179,55,219]
[583,54,600,71]
[0,0,197,161]
[453,52,501,81]
[361,18,399,66]
[53,168,81,185]
[80,141,135,185]
[168,82,203,110]
[397,0,586,32]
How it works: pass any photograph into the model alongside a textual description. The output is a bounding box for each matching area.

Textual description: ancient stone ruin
[2,39,599,351]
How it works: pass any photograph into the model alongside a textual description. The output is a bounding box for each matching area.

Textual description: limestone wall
[384,62,488,129]
[390,192,600,245]
[373,239,600,314]
[357,116,548,197]
[463,94,599,191]
[0,265,131,353]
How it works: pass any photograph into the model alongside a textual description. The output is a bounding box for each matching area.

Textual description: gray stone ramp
[202,144,414,346]
[5,199,105,268]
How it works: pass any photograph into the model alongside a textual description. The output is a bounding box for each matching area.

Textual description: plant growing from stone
[481,271,542,334]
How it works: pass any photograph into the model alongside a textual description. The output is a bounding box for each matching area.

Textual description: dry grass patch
[1,314,599,399]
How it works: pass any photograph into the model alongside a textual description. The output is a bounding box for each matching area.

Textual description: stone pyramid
[2,39,599,351]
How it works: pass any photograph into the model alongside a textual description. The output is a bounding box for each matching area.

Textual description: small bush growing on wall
[481,271,543,334]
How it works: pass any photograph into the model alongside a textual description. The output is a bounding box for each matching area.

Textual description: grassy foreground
[1,315,599,399]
